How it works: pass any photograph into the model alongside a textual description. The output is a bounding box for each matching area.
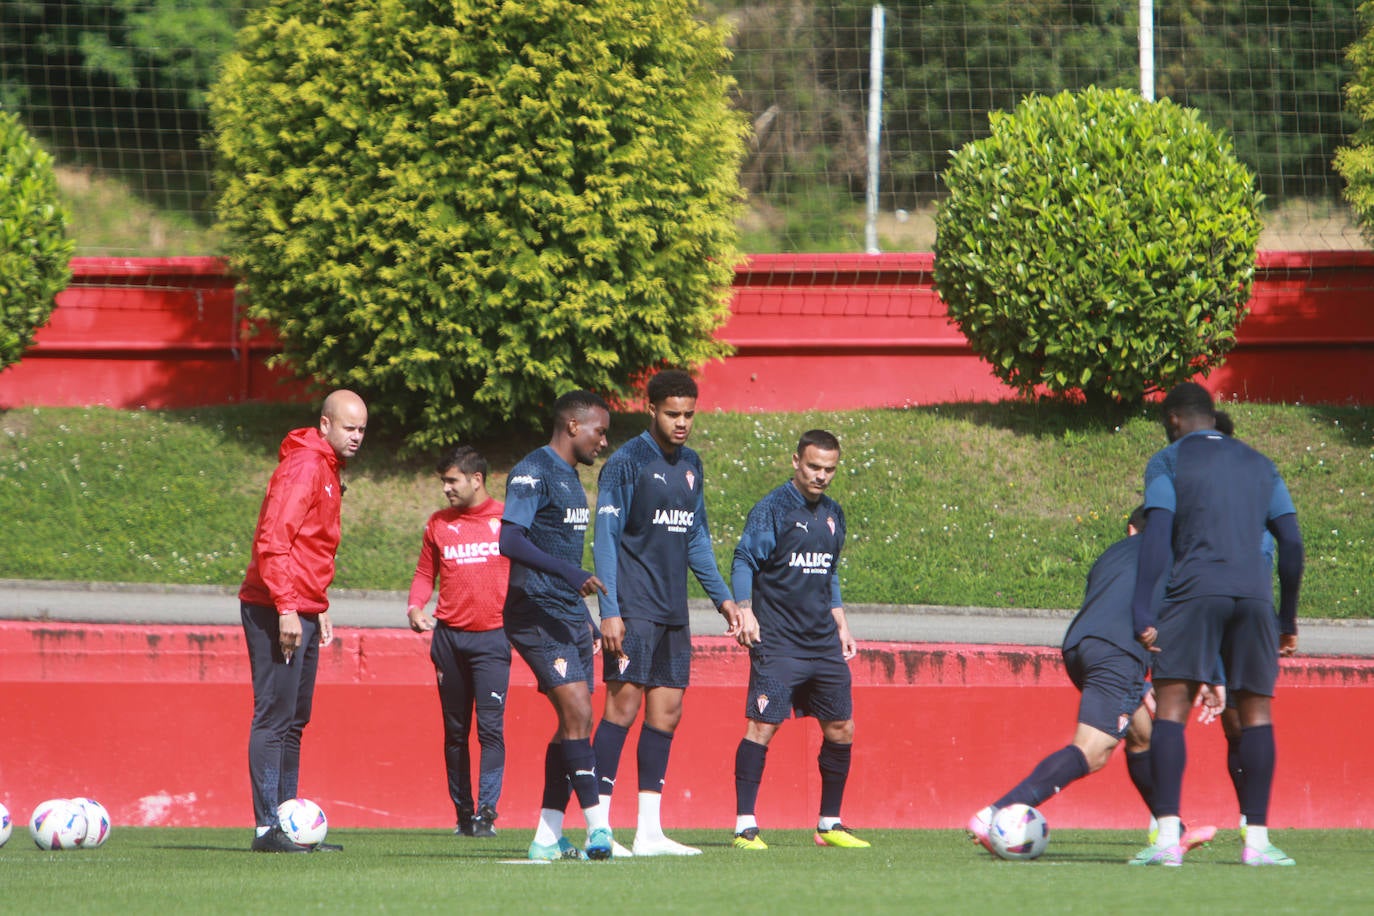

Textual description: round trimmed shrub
[0,112,74,372]
[210,0,746,449]
[934,87,1261,405]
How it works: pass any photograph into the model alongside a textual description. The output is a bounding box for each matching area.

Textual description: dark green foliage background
[210,0,747,448]
[0,111,73,370]
[1335,1,1374,240]
[934,88,1262,404]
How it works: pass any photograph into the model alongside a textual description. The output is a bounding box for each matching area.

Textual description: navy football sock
[592,720,630,799]
[1150,719,1188,818]
[1238,724,1275,826]
[817,740,852,819]
[734,739,768,816]
[559,737,601,811]
[994,744,1089,809]
[541,741,572,812]
[1226,733,1245,809]
[1125,748,1156,814]
[637,724,674,793]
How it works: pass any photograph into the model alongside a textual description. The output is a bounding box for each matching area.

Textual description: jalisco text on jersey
[789,551,834,573]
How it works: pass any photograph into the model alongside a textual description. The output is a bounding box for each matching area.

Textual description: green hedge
[934,87,1261,406]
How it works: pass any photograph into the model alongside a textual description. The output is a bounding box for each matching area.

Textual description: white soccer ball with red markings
[277,798,328,847]
[988,803,1049,860]
[30,798,88,850]
[0,801,12,847]
[71,797,112,848]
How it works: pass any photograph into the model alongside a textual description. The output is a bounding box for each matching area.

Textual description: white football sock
[533,808,564,846]
[636,791,663,839]
[1156,815,1182,847]
[735,814,758,834]
[1246,825,1269,848]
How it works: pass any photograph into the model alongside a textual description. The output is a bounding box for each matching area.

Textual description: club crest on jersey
[1118,713,1129,735]
[488,518,501,535]
[553,657,568,678]
[755,694,769,714]
[685,470,695,490]
[827,515,836,535]
[618,655,630,674]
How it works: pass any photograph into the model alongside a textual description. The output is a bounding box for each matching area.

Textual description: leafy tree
[1335,1,1374,238]
[211,0,746,449]
[0,111,73,370]
[934,87,1261,407]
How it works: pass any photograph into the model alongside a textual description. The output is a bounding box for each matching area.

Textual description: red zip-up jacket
[239,428,344,615]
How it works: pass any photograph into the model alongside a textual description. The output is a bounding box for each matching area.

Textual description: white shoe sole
[631,837,702,857]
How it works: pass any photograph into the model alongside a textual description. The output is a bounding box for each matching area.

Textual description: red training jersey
[406,497,509,631]
[239,428,344,615]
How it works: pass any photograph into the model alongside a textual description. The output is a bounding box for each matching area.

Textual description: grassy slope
[1,401,1368,617]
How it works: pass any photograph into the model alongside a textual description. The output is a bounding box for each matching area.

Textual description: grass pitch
[0,828,1365,913]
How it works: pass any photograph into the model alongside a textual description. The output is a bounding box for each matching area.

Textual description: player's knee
[821,719,855,744]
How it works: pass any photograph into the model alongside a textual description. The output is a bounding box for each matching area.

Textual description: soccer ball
[988,804,1049,861]
[0,802,11,847]
[30,799,88,851]
[277,798,328,847]
[71,797,112,848]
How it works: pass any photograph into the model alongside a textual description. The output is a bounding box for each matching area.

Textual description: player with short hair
[405,445,510,838]
[1131,383,1304,867]
[499,390,616,861]
[967,507,1217,854]
[590,369,741,857]
[730,429,870,850]
[240,389,366,853]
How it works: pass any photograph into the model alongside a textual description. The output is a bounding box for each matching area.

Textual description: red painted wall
[3,621,1371,831]
[2,252,1371,411]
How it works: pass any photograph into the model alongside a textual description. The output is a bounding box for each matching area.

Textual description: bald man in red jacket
[240,389,366,853]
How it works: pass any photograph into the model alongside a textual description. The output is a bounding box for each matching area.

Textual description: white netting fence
[1,0,1365,257]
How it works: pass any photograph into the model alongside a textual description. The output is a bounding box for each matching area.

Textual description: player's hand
[1143,687,1157,717]
[319,611,334,648]
[736,607,761,648]
[279,610,302,663]
[1194,683,1225,725]
[1136,627,1160,653]
[837,624,857,660]
[407,607,435,633]
[718,599,743,637]
[579,575,608,598]
[590,620,603,655]
[600,616,626,657]
[1279,633,1298,658]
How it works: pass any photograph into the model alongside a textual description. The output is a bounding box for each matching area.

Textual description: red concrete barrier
[2,252,1372,410]
[2,621,1370,832]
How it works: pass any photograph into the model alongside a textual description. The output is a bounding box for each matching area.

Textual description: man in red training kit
[406,445,511,839]
[241,389,367,853]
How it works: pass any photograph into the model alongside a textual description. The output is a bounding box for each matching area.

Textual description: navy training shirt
[1063,535,1155,664]
[501,445,592,622]
[593,431,731,626]
[732,480,845,658]
[1143,430,1297,603]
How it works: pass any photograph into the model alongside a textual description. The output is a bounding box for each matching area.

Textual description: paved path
[3,579,1371,657]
